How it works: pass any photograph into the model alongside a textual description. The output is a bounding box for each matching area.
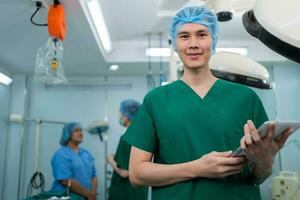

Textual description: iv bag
[34,37,67,84]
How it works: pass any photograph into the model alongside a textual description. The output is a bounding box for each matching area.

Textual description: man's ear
[124,116,131,126]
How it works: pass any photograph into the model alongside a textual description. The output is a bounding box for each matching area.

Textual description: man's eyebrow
[177,29,209,35]
[177,31,190,35]
[197,29,209,33]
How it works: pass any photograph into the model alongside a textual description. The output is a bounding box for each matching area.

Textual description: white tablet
[231,121,300,157]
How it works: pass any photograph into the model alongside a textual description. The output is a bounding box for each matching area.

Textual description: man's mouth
[186,52,203,60]
[187,52,202,56]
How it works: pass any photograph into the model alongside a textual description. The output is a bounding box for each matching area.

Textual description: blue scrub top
[51,146,97,192]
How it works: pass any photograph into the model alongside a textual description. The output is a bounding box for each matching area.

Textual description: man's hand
[60,179,97,200]
[107,154,129,179]
[86,191,97,200]
[193,151,248,179]
[119,169,129,179]
[240,120,294,169]
[107,154,115,164]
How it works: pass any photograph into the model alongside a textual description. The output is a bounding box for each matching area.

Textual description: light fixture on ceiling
[0,72,13,86]
[80,0,112,53]
[216,47,248,56]
[146,47,248,57]
[109,64,119,71]
[146,48,171,57]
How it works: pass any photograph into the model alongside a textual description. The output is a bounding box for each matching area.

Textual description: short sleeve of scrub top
[51,149,73,181]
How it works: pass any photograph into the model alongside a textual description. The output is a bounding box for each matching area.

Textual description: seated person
[51,122,97,200]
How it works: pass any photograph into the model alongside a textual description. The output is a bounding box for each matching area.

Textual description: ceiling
[0,0,290,77]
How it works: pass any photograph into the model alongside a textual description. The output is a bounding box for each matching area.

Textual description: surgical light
[209,52,271,89]
[216,47,248,56]
[242,0,300,63]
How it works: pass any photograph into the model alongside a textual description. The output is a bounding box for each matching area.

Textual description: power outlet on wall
[32,0,48,8]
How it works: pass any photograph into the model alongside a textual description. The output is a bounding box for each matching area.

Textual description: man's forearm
[61,179,91,198]
[109,158,129,178]
[130,160,198,187]
[92,177,97,194]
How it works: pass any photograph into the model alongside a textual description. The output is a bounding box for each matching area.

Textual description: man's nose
[188,36,199,49]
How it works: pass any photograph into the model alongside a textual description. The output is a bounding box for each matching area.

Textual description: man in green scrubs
[123,6,294,200]
[107,99,148,200]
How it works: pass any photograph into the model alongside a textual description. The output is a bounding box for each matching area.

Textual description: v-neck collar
[66,146,81,154]
[177,79,221,101]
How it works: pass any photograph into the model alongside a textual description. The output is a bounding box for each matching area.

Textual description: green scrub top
[108,135,148,200]
[124,79,268,200]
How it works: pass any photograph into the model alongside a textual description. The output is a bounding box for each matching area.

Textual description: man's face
[70,127,83,144]
[175,23,212,70]
[119,112,130,127]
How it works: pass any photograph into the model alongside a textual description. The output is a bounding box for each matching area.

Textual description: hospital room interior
[0,0,300,200]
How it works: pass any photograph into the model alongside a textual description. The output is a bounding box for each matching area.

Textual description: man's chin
[75,139,83,144]
[185,64,207,69]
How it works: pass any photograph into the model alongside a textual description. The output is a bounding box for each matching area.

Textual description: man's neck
[68,142,80,151]
[182,65,216,88]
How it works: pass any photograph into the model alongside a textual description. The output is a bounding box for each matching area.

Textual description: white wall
[255,63,300,200]
[253,87,278,200]
[273,64,300,171]
[2,75,29,200]
[0,67,12,199]
[8,75,151,200]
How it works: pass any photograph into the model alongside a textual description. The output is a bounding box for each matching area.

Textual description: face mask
[119,117,126,127]
[70,128,83,144]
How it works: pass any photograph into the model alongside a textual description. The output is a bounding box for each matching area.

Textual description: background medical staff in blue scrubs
[51,122,97,200]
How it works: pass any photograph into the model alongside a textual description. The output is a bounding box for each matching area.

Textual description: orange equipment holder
[48,4,66,41]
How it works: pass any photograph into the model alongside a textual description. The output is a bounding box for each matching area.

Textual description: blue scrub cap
[60,122,82,146]
[120,99,141,121]
[168,6,218,54]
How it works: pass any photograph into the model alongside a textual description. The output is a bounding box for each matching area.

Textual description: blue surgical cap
[60,122,82,146]
[120,99,141,121]
[168,6,218,54]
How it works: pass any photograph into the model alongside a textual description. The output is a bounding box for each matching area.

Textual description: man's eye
[179,35,188,39]
[198,33,207,37]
